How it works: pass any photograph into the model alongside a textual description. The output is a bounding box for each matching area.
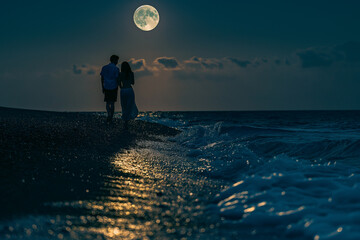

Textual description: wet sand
[0,107,229,239]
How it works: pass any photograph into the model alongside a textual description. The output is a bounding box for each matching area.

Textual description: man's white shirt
[100,63,119,90]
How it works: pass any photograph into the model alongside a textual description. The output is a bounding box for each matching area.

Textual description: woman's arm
[118,73,123,88]
[131,72,135,85]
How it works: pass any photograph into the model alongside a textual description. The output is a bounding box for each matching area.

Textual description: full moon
[133,5,159,31]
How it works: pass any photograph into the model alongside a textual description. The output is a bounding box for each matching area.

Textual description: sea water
[139,111,360,240]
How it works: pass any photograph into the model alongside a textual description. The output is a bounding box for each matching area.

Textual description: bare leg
[110,102,115,120]
[106,102,114,122]
[106,102,110,120]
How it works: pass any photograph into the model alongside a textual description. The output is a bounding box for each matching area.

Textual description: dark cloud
[183,56,224,70]
[127,58,153,78]
[72,65,82,74]
[226,58,251,68]
[274,58,291,66]
[128,58,147,72]
[184,57,203,70]
[253,58,269,67]
[72,64,98,75]
[153,56,224,71]
[296,41,360,68]
[200,58,224,70]
[87,69,95,75]
[334,41,360,62]
[192,57,200,62]
[296,48,333,68]
[154,57,179,69]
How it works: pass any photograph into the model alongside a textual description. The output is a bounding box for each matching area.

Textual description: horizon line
[2,106,360,113]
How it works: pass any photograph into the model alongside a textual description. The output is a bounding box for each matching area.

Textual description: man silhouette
[100,55,120,122]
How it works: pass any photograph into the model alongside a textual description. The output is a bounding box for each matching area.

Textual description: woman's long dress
[120,87,138,120]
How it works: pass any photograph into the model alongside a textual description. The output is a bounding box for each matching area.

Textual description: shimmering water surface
[140,111,360,240]
[0,140,227,239]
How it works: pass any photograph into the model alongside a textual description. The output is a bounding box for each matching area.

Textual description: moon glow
[134,5,159,31]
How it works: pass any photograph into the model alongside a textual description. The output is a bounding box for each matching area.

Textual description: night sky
[1,0,360,111]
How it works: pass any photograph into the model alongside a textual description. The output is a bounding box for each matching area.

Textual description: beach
[0,107,228,239]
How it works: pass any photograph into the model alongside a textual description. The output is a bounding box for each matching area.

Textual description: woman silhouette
[119,61,138,128]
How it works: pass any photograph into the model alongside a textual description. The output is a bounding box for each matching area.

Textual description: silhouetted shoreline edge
[0,107,179,219]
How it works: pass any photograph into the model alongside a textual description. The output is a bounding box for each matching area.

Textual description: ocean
[139,111,360,240]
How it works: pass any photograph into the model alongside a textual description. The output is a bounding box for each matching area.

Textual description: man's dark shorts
[104,88,118,102]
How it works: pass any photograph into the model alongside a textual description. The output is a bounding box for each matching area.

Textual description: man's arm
[101,76,105,93]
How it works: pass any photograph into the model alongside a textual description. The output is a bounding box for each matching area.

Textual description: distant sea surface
[139,111,360,240]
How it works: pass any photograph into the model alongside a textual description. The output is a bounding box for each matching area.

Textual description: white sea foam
[215,155,360,239]
[142,112,360,239]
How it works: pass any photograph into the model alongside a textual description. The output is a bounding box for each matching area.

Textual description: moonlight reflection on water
[1,142,225,239]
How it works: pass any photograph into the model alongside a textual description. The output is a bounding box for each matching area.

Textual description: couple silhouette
[100,55,138,127]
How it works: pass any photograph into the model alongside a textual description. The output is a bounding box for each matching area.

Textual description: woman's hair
[121,61,133,78]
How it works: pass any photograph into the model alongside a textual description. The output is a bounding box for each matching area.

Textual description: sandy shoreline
[0,107,230,239]
[0,107,179,219]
